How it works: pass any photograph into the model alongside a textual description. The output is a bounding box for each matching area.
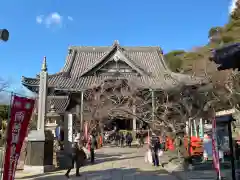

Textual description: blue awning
[216,115,235,123]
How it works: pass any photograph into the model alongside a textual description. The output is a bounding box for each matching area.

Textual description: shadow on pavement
[96,151,135,158]
[85,155,144,166]
[17,168,177,180]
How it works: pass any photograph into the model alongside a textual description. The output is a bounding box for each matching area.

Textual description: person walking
[65,138,86,178]
[90,134,97,164]
[128,132,133,147]
[150,133,160,167]
[125,132,132,147]
[120,132,125,147]
[139,130,144,147]
[115,132,121,147]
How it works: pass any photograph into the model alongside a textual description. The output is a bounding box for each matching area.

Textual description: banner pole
[0,92,14,180]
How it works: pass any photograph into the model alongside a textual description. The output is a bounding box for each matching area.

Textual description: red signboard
[212,117,221,179]
[3,95,35,180]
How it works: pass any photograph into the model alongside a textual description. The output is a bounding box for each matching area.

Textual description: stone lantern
[46,104,61,136]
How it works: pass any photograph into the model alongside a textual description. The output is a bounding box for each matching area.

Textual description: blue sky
[0,0,234,95]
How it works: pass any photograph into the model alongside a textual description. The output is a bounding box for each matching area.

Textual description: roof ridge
[78,44,118,77]
[69,45,161,49]
[118,48,150,76]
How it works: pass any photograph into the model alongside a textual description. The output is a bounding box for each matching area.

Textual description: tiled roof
[22,41,205,91]
[35,95,70,114]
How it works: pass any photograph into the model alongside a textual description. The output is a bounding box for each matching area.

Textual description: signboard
[3,95,35,180]
[212,117,221,179]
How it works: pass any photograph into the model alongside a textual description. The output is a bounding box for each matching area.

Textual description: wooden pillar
[80,91,84,131]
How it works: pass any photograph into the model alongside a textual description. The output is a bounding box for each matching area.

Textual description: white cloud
[229,0,238,14]
[67,16,73,21]
[36,12,73,28]
[45,12,63,28]
[36,15,43,24]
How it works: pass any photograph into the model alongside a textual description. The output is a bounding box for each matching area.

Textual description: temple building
[22,40,203,132]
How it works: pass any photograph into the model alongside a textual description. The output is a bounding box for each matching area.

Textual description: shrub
[222,35,235,44]
[165,50,185,57]
[183,52,203,61]
[166,56,183,72]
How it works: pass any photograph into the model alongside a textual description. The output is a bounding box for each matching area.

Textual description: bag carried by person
[82,146,90,159]
[158,149,163,157]
[144,149,152,164]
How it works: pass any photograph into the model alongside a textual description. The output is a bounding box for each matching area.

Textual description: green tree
[165,50,185,58]
[222,35,234,44]
[208,27,222,38]
[183,52,203,61]
[0,104,9,120]
[164,50,185,72]
[165,56,183,72]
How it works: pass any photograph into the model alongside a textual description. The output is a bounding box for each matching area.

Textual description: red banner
[3,95,35,180]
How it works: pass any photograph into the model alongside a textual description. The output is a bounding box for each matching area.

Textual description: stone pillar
[132,104,137,138]
[25,57,54,173]
[80,91,84,131]
[63,113,73,168]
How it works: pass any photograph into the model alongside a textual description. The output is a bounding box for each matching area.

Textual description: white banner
[68,114,73,142]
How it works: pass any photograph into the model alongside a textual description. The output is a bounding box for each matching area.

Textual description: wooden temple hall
[22,40,202,133]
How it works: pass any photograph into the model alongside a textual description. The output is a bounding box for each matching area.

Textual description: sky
[0,0,236,98]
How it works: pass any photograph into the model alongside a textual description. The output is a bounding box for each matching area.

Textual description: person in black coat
[65,141,86,178]
[150,133,160,166]
[90,134,97,164]
[125,132,133,147]
[139,130,144,147]
[120,132,125,147]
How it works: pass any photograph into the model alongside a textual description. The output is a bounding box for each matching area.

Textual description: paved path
[15,146,178,180]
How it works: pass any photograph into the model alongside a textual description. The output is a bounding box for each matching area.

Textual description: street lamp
[0,29,9,42]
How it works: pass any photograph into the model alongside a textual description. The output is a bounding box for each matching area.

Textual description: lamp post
[0,29,9,42]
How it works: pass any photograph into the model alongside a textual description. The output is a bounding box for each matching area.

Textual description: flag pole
[0,92,14,180]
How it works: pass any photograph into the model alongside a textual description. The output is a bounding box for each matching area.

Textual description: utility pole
[0,29,9,42]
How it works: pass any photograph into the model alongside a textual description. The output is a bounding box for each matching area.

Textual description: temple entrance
[104,117,132,131]
[112,118,132,130]
[103,117,148,131]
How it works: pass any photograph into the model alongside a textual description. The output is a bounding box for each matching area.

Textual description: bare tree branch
[82,78,209,137]
[0,77,8,92]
